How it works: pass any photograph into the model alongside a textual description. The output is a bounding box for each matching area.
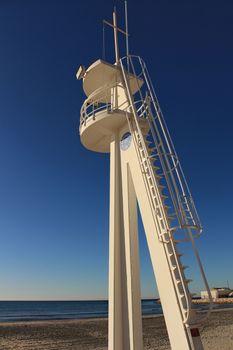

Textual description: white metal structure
[77,4,212,350]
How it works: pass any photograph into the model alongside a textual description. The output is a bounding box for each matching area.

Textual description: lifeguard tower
[77,3,212,349]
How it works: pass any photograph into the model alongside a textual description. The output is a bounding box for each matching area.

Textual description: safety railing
[80,82,129,131]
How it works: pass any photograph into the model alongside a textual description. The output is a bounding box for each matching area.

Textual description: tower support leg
[108,134,130,350]
[121,163,143,350]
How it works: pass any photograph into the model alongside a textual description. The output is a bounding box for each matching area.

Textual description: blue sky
[0,0,232,300]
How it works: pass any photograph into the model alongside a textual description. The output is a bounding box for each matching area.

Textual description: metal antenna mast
[113,6,119,63]
[125,1,129,57]
[103,2,129,64]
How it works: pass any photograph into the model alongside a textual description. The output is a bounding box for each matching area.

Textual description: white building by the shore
[201,287,232,299]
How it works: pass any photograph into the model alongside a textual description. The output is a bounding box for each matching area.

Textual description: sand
[0,310,233,349]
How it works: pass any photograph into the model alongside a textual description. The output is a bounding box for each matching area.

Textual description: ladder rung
[179,293,185,299]
[148,155,157,160]
[159,232,169,240]
[171,265,177,271]
[141,170,149,175]
[176,279,182,284]
[169,227,177,233]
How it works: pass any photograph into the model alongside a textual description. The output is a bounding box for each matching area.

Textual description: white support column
[121,161,143,350]
[108,134,130,350]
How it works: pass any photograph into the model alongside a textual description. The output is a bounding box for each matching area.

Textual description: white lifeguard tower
[77,3,212,350]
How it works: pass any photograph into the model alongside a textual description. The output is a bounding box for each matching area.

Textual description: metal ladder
[119,55,213,326]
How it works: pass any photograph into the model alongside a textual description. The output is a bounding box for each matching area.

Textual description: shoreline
[0,310,233,349]
[0,306,233,325]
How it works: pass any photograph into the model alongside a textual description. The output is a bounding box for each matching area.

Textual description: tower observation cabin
[79,59,144,152]
[77,3,213,350]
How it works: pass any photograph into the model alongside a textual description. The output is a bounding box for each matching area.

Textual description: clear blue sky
[0,0,232,300]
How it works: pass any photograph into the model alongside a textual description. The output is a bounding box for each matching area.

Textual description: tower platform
[80,109,127,153]
[79,59,144,153]
[83,59,143,99]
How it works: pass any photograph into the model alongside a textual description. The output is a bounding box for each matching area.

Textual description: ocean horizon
[0,300,233,323]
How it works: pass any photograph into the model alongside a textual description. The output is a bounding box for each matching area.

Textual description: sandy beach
[0,309,233,350]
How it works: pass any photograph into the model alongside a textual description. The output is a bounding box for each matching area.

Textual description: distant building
[201,287,232,299]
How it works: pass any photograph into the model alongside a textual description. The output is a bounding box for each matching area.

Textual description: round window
[120,132,132,151]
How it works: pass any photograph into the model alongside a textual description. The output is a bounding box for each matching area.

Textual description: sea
[0,300,233,323]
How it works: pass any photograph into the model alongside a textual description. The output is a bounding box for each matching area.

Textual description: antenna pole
[113,6,119,64]
[125,1,129,69]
